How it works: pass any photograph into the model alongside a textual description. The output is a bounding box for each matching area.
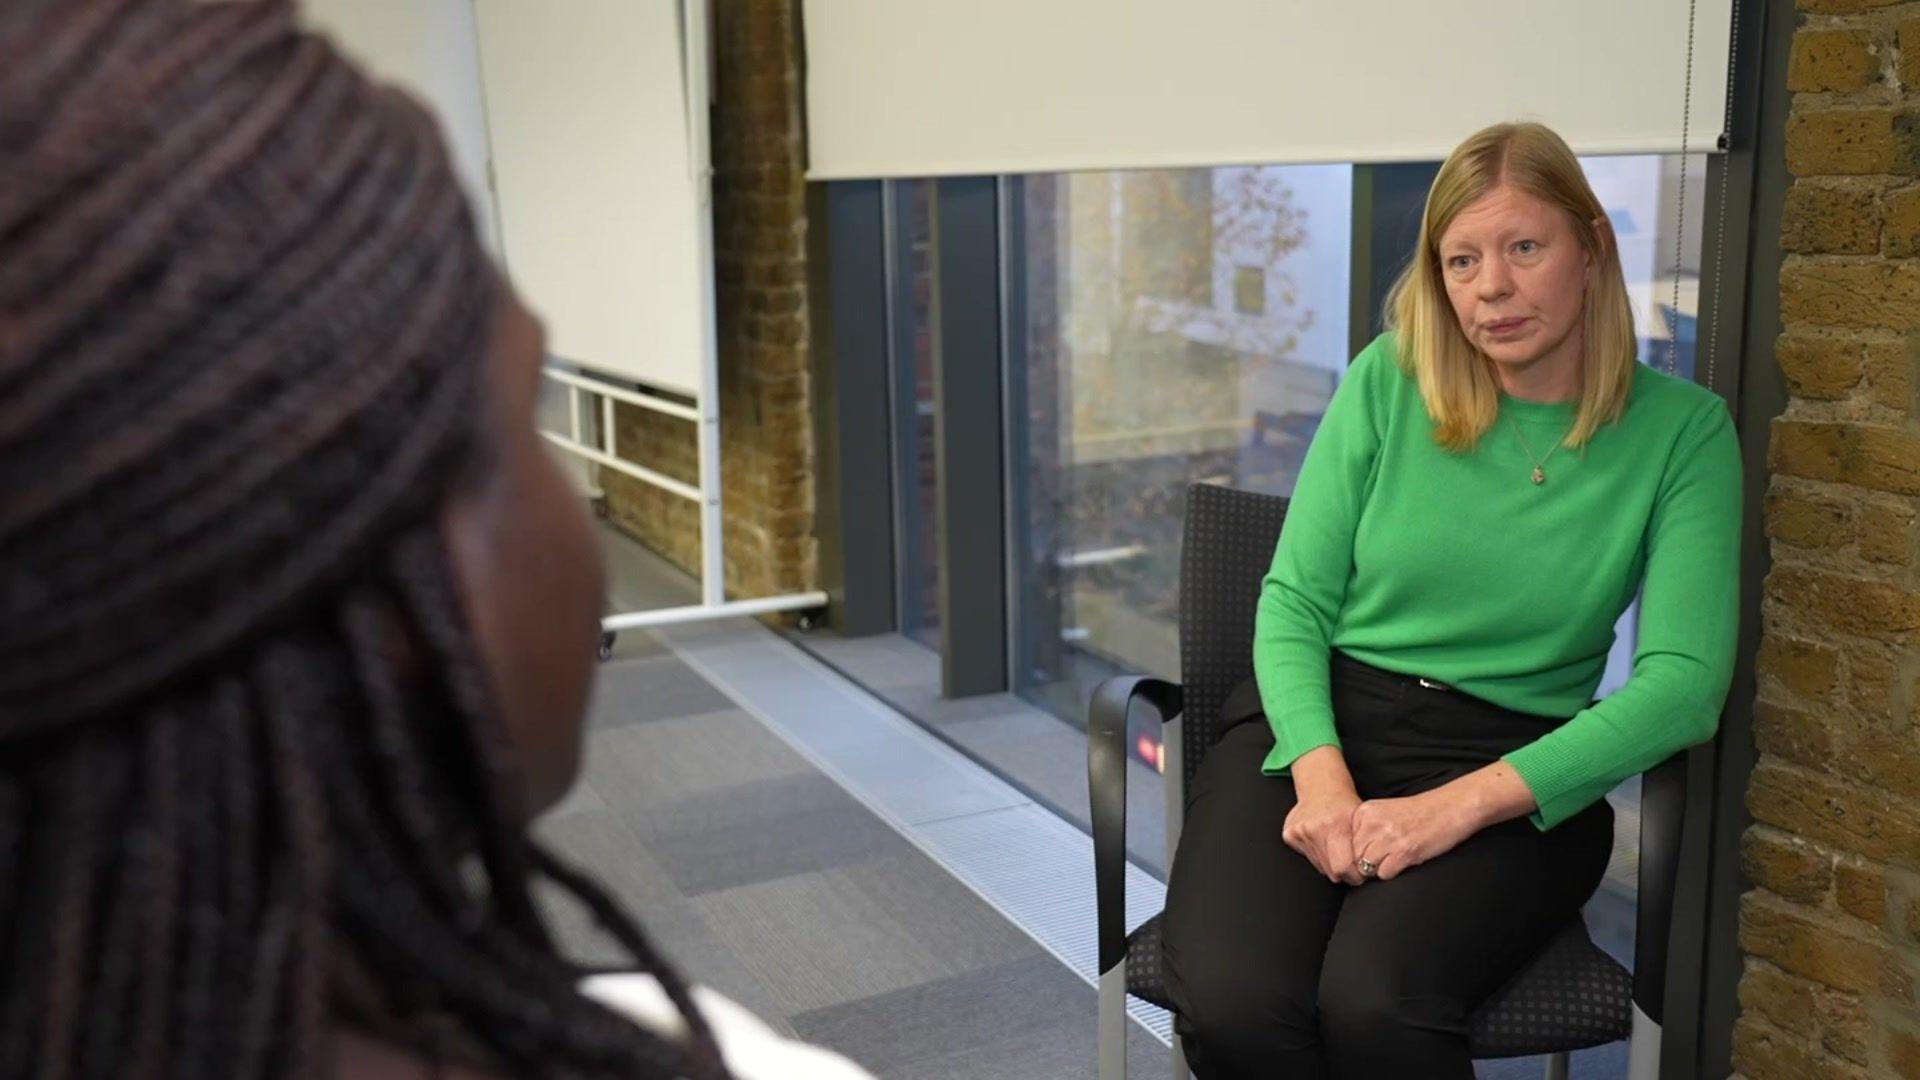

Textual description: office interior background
[290,0,1919,1076]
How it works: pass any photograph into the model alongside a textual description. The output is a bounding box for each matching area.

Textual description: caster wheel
[597,631,616,661]
[795,608,824,632]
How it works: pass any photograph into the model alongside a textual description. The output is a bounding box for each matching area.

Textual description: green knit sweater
[1255,332,1742,830]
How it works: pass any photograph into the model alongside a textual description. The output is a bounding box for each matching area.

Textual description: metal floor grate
[655,617,1175,1045]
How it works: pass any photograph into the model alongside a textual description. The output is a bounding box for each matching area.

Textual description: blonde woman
[1158,123,1742,1077]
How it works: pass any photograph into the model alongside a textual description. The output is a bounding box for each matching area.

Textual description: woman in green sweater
[1158,122,1742,1078]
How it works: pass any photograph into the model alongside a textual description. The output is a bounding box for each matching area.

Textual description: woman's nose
[1477,257,1514,300]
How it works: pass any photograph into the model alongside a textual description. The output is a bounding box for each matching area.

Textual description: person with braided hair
[0,1,873,1077]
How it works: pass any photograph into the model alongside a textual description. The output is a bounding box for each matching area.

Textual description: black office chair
[1089,482,1686,1080]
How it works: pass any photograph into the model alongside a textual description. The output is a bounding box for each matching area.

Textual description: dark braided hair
[0,2,732,1076]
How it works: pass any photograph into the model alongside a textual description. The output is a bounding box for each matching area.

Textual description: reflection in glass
[1013,164,1353,742]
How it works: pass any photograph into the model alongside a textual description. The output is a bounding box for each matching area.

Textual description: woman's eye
[1514,240,1538,255]
[1447,255,1473,270]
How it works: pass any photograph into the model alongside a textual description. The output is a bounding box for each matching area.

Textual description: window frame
[807,0,1780,1058]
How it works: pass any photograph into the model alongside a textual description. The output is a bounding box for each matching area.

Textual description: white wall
[297,0,499,252]
[470,0,707,396]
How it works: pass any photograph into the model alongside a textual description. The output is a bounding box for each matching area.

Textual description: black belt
[1241,653,1582,730]
[1331,650,1456,694]
[1219,654,1457,727]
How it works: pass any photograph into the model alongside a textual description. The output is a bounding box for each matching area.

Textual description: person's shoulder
[1343,331,1417,398]
[1629,361,1732,438]
[1630,359,1721,410]
[1349,331,1402,378]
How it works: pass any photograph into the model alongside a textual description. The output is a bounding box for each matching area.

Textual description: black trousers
[1160,651,1615,1079]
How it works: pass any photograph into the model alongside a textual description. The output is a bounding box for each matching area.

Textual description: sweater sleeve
[1501,398,1743,829]
[1253,337,1387,774]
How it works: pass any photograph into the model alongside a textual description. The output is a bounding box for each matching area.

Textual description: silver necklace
[1506,414,1571,486]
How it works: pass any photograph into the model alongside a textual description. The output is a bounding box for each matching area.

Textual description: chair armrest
[1088,675,1182,975]
[1634,750,1689,1024]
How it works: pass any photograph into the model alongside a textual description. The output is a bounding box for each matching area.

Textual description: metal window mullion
[998,175,1024,690]
[882,179,913,634]
[931,175,1010,697]
[812,178,899,636]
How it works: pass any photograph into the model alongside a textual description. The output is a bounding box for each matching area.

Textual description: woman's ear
[1586,215,1612,285]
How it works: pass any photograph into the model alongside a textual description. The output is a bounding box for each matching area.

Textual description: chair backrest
[1177,482,1290,789]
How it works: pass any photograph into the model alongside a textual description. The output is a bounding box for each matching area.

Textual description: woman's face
[443,286,605,815]
[1436,183,1594,378]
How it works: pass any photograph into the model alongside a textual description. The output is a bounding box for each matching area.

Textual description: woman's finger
[1346,839,1369,881]
[1323,826,1353,872]
[1303,836,1337,883]
[1328,831,1370,886]
[1282,819,1328,880]
[1325,829,1364,886]
[1374,849,1411,881]
[1349,834,1378,877]
[1348,804,1374,849]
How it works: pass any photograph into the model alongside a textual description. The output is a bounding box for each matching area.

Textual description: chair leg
[1163,714,1187,1080]
[1628,1003,1663,1080]
[1099,964,1128,1080]
[1543,1050,1570,1080]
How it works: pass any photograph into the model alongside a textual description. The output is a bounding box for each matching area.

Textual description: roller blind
[472,0,707,396]
[298,0,499,250]
[803,0,1735,179]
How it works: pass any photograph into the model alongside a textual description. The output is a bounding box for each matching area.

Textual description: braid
[0,3,733,1077]
[126,707,186,1078]
[256,641,334,1077]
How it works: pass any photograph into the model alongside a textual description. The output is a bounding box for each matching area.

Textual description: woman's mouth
[1484,317,1529,337]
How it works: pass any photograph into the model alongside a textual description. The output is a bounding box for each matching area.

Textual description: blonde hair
[1384,121,1637,453]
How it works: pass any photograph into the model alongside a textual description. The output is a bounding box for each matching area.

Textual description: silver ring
[1356,857,1378,879]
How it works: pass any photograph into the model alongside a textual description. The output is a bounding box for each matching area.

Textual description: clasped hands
[1278,745,1533,886]
[1281,786,1479,885]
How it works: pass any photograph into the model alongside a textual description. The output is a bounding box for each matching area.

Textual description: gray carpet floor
[535,640,1166,1078]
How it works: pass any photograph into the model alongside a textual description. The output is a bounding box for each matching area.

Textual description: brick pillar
[599,0,815,603]
[1732,2,1920,1076]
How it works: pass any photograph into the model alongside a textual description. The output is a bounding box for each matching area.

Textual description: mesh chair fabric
[1177,483,1289,792]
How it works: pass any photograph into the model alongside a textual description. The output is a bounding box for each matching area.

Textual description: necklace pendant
[1532,466,1546,485]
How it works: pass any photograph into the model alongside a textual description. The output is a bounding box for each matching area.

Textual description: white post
[683,0,725,609]
[1099,965,1129,1080]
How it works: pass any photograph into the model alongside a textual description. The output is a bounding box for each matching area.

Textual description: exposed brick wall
[602,407,700,576]
[598,0,815,603]
[1734,3,1920,1075]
